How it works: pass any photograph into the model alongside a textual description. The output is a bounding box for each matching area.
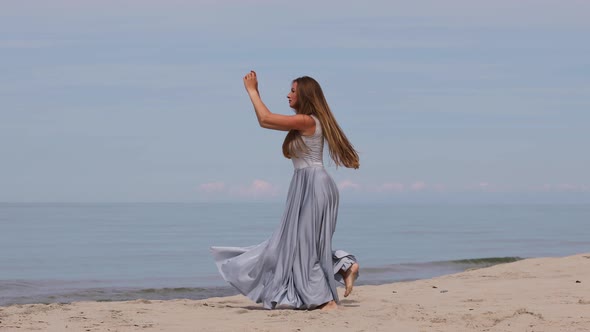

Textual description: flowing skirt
[210,166,357,309]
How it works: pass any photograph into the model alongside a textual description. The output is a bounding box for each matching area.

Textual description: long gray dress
[210,115,357,310]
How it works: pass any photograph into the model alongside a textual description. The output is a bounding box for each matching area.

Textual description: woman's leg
[339,262,360,297]
[319,261,359,310]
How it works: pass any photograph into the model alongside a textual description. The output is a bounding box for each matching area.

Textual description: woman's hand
[243,70,259,95]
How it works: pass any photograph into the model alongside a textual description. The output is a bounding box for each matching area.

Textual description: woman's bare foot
[343,262,359,297]
[319,300,337,311]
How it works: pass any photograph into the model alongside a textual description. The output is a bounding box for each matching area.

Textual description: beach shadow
[236,305,269,311]
[339,299,360,308]
[226,301,361,310]
[222,304,279,311]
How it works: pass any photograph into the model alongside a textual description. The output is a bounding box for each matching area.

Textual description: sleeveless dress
[210,115,357,310]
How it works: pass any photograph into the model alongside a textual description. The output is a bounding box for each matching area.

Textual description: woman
[210,71,360,310]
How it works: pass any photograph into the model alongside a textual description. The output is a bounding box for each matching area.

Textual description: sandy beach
[1,253,588,332]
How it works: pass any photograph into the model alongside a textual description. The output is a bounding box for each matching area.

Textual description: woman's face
[287,82,298,110]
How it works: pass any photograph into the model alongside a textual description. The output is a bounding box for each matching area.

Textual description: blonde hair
[282,76,360,169]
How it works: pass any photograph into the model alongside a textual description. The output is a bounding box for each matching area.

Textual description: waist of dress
[294,165,324,170]
[293,163,324,170]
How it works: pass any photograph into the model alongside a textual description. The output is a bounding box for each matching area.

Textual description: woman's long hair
[282,76,360,169]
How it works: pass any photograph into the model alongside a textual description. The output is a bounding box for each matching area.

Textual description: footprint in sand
[464,298,484,303]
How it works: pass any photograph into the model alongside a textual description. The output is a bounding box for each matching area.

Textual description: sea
[1,202,589,306]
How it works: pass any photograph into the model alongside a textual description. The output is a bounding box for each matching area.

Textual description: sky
[1,0,589,203]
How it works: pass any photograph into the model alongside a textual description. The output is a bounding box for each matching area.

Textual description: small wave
[138,287,199,294]
[363,256,522,273]
[0,286,239,307]
[449,257,522,265]
[359,256,524,283]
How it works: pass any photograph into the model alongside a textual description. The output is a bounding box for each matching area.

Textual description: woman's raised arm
[244,71,315,133]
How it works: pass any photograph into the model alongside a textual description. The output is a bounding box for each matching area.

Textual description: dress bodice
[292,115,324,169]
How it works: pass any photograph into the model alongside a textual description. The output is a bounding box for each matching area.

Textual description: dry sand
[1,253,589,332]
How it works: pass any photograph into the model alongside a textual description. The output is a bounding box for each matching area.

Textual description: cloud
[554,183,589,192]
[464,182,511,192]
[374,182,405,192]
[230,179,280,198]
[478,182,490,190]
[199,182,225,193]
[198,179,281,199]
[534,183,590,192]
[370,182,447,193]
[410,181,427,191]
[338,180,361,191]
[430,184,447,192]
